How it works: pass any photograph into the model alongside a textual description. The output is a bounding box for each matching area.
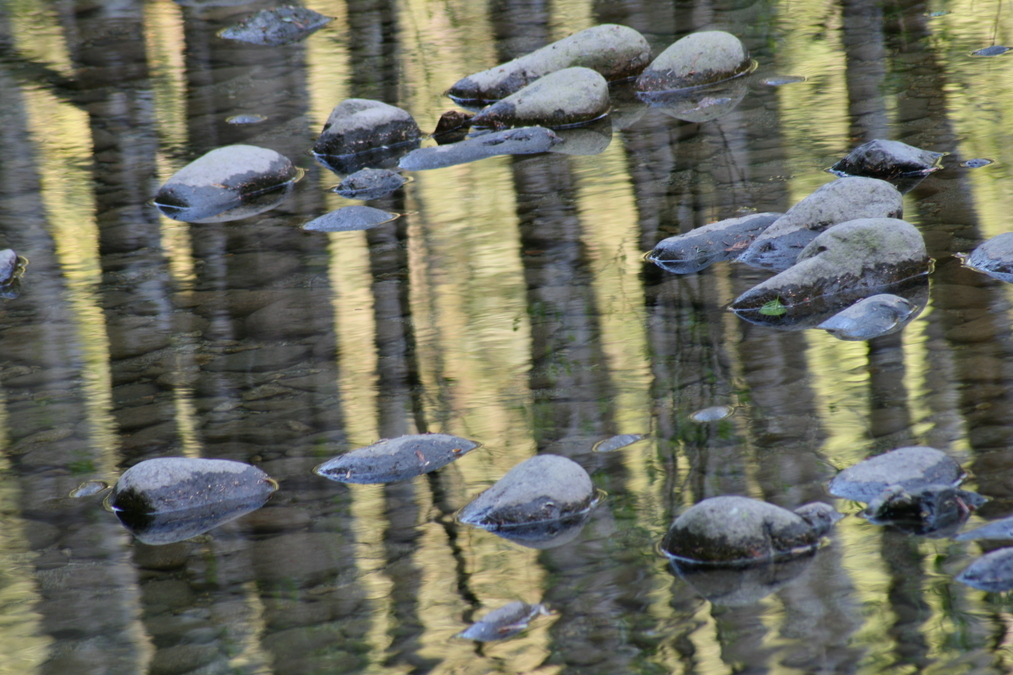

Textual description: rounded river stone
[830,139,943,180]
[636,31,751,92]
[313,433,480,484]
[957,547,1013,592]
[648,212,780,274]
[470,67,610,130]
[828,446,965,503]
[662,496,839,565]
[0,249,18,285]
[737,177,904,271]
[458,454,594,529]
[456,602,550,641]
[312,99,421,158]
[334,168,407,199]
[398,127,561,171]
[447,24,652,104]
[959,232,1013,283]
[817,293,918,341]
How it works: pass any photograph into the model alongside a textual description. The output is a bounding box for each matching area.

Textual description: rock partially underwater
[312,99,422,174]
[314,433,480,483]
[731,218,931,330]
[469,67,611,130]
[737,177,904,271]
[447,24,651,105]
[456,602,551,641]
[957,232,1013,283]
[302,206,400,232]
[398,127,561,171]
[830,139,943,181]
[957,548,1013,592]
[458,455,600,548]
[109,458,278,545]
[829,446,986,536]
[0,249,27,299]
[817,293,923,341]
[647,212,780,274]
[332,168,407,200]
[218,6,332,46]
[636,31,752,93]
[153,145,301,223]
[661,495,841,565]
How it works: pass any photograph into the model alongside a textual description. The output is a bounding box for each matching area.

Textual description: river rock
[661,496,840,565]
[0,249,18,284]
[737,177,904,270]
[458,454,596,530]
[648,212,780,274]
[218,6,332,46]
[110,457,278,545]
[313,433,480,484]
[312,99,421,164]
[861,483,981,537]
[731,218,930,329]
[470,68,610,130]
[636,31,751,93]
[830,139,943,181]
[333,168,407,199]
[447,24,652,105]
[957,547,1013,592]
[398,127,561,171]
[456,602,550,641]
[152,145,300,223]
[957,516,1013,541]
[302,205,399,232]
[817,293,920,341]
[957,232,1013,283]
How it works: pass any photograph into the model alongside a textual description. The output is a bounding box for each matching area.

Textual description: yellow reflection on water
[22,86,119,475]
[805,330,872,466]
[144,1,187,152]
[8,1,74,77]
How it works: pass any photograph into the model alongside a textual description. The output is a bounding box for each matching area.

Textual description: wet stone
[226,114,267,125]
[218,6,332,46]
[636,31,752,92]
[432,110,475,143]
[152,145,299,223]
[312,99,421,160]
[956,515,1013,541]
[456,601,550,641]
[447,24,652,105]
[957,232,1013,283]
[648,212,780,274]
[399,127,561,171]
[861,484,982,537]
[829,139,943,181]
[592,433,647,453]
[333,168,407,199]
[314,433,480,484]
[971,45,1012,56]
[737,177,904,271]
[302,205,400,232]
[957,547,1013,592]
[961,158,994,168]
[661,496,841,565]
[817,293,920,341]
[762,75,806,86]
[690,405,735,422]
[458,454,596,530]
[470,67,611,130]
[0,249,18,284]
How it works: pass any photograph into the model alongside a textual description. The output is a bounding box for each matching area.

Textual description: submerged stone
[817,293,920,341]
[470,68,610,130]
[829,139,943,182]
[661,496,840,565]
[592,433,647,453]
[218,6,332,46]
[333,168,407,199]
[398,127,561,171]
[737,178,904,271]
[152,145,300,223]
[861,484,981,537]
[312,99,422,165]
[636,31,752,93]
[971,45,1012,57]
[446,24,652,105]
[957,516,1013,541]
[456,602,550,641]
[648,212,780,274]
[226,114,268,125]
[732,218,930,329]
[957,232,1013,283]
[547,117,613,156]
[957,548,1013,592]
[314,434,480,484]
[690,405,735,423]
[961,158,994,169]
[458,454,596,531]
[829,446,967,504]
[0,249,19,285]
[302,205,399,232]
[109,457,278,545]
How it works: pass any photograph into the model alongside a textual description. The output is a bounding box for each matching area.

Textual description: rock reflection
[668,551,819,607]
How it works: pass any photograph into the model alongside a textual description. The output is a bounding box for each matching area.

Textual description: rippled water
[2,0,1013,673]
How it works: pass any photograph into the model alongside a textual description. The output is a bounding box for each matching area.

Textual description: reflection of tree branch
[0,45,82,107]
[426,472,482,619]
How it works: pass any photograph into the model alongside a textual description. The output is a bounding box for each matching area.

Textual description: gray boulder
[661,495,840,565]
[312,99,421,160]
[399,127,561,171]
[957,232,1013,283]
[737,177,904,270]
[218,6,332,46]
[302,205,399,232]
[333,168,407,199]
[648,212,780,274]
[458,454,596,530]
[152,145,300,223]
[636,31,751,93]
[447,24,651,105]
[830,139,943,181]
[455,602,550,641]
[314,433,480,483]
[817,293,922,341]
[470,67,611,130]
[731,218,931,329]
[958,548,1013,592]
[0,249,19,285]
